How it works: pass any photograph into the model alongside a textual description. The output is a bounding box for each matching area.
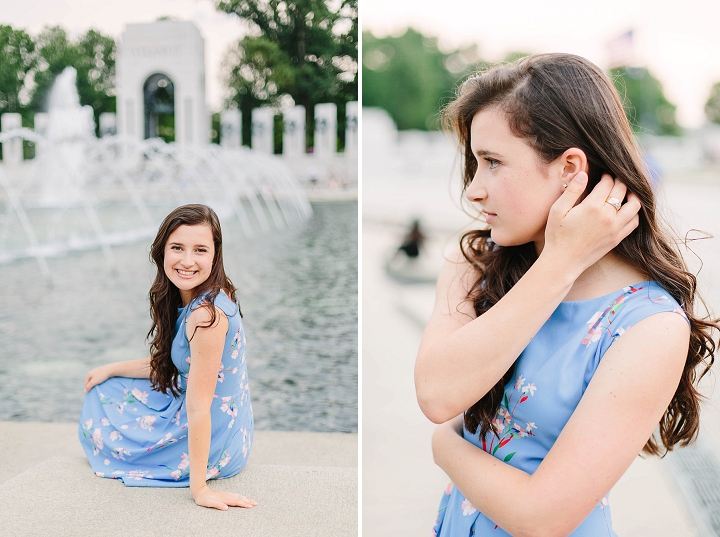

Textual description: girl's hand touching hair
[543,172,640,277]
[193,484,258,510]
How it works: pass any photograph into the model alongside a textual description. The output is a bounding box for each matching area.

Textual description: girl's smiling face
[466,106,568,250]
[163,224,215,305]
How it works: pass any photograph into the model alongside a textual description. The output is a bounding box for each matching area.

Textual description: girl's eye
[197,248,207,253]
[486,158,499,170]
[171,245,182,251]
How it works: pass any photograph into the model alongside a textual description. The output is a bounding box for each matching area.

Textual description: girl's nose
[465,173,487,203]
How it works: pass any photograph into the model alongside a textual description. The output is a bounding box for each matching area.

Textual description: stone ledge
[0,421,357,483]
[0,455,357,536]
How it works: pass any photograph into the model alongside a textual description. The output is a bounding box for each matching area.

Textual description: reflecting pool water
[0,201,357,433]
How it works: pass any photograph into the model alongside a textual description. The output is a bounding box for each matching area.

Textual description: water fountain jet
[0,68,312,283]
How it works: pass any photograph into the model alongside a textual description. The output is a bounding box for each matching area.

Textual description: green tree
[362,29,465,130]
[705,81,720,124]
[30,26,116,133]
[222,35,295,146]
[216,0,357,149]
[0,25,37,119]
[611,67,679,135]
[75,30,117,117]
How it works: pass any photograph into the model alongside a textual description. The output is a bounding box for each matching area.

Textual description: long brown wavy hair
[445,53,718,455]
[147,204,240,397]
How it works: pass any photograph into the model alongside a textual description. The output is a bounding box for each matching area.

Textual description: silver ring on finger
[605,197,622,211]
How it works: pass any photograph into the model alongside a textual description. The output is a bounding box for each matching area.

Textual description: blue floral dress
[432,281,686,536]
[78,291,253,487]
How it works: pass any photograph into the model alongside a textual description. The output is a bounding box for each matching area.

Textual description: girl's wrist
[432,421,462,463]
[103,362,119,378]
[533,252,582,292]
[191,482,207,497]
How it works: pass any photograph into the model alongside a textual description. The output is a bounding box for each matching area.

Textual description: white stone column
[221,109,242,149]
[183,97,194,143]
[34,113,48,138]
[345,101,358,155]
[283,105,305,156]
[251,107,274,154]
[1,113,23,164]
[33,113,48,157]
[99,113,117,137]
[83,106,96,138]
[314,103,337,156]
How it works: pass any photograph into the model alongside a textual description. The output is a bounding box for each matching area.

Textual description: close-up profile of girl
[78,204,255,511]
[414,53,719,535]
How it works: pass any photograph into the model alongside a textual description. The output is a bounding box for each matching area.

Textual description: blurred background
[362,0,720,534]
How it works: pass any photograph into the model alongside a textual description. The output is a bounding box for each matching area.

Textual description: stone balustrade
[0,100,358,161]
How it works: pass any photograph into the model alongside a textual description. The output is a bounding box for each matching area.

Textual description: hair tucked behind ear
[147,204,240,397]
[445,53,718,455]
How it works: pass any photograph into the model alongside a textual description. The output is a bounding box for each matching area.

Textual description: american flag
[606,30,634,69]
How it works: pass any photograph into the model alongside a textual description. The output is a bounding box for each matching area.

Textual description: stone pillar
[183,97,194,143]
[1,113,23,164]
[221,109,242,149]
[34,113,49,138]
[99,113,117,137]
[33,113,48,158]
[314,103,337,156]
[283,105,305,156]
[251,107,274,154]
[345,101,358,155]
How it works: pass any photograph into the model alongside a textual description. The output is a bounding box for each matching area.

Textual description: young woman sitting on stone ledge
[79,204,255,511]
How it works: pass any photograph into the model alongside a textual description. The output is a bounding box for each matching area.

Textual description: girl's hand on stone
[84,364,114,393]
[543,172,641,278]
[193,485,258,510]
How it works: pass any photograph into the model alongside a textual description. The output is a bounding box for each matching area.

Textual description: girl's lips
[482,210,497,222]
[175,269,198,278]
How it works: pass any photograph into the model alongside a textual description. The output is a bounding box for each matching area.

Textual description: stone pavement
[0,422,357,536]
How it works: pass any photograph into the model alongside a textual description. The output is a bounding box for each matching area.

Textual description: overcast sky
[363,0,720,128]
[0,0,248,110]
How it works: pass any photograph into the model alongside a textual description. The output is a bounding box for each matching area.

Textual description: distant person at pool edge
[79,204,255,511]
[414,53,718,536]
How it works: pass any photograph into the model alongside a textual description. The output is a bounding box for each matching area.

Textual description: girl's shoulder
[578,281,688,351]
[215,289,241,319]
[189,289,241,319]
[614,281,686,321]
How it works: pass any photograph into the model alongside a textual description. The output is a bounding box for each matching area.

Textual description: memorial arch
[143,73,175,141]
[117,21,208,144]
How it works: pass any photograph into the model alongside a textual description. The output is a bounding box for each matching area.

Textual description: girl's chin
[488,231,513,247]
[488,231,536,249]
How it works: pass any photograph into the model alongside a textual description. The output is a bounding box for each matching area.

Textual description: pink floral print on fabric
[581,285,643,345]
[481,375,538,463]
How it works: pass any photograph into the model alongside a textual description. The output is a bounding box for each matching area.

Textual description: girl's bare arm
[432,311,689,536]
[84,357,151,393]
[185,304,256,510]
[415,173,641,423]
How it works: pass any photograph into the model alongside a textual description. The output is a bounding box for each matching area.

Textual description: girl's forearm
[110,357,151,378]
[187,410,212,495]
[433,425,553,537]
[416,254,576,423]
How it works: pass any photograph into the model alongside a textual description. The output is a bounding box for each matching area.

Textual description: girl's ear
[555,147,588,184]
